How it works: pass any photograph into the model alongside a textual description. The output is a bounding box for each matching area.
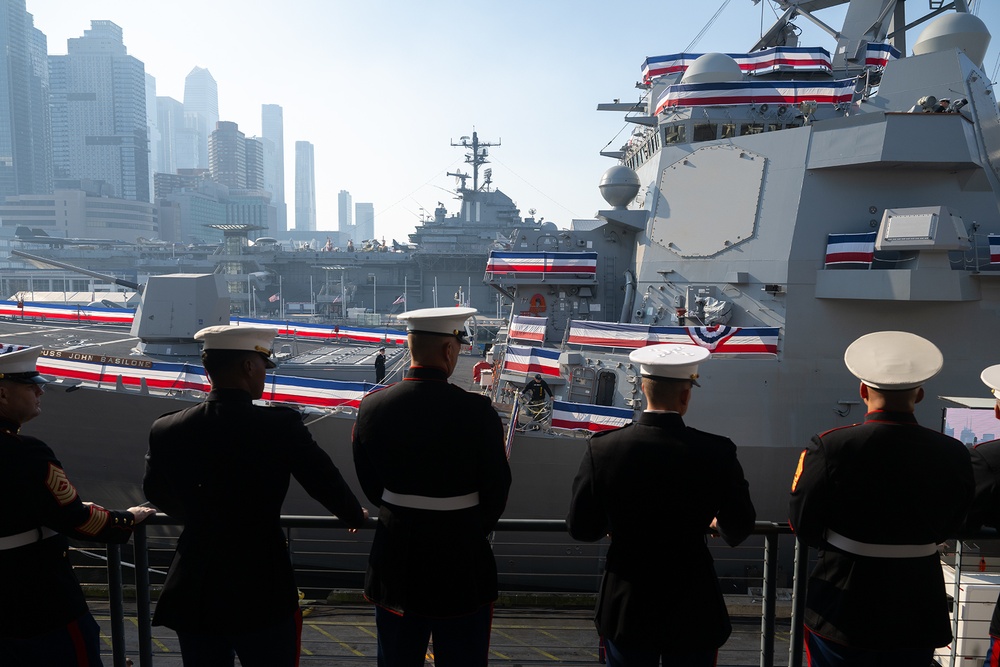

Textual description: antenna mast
[450,130,500,192]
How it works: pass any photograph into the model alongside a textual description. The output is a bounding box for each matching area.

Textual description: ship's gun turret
[9,250,230,356]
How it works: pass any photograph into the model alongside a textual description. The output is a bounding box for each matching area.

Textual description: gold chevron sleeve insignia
[77,505,109,537]
[791,450,807,493]
[45,463,78,507]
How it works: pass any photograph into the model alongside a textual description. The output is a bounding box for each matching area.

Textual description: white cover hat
[981,364,1000,396]
[0,344,49,384]
[397,307,476,342]
[194,325,278,368]
[629,344,711,386]
[844,331,943,390]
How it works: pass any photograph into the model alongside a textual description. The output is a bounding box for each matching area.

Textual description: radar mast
[449,130,500,193]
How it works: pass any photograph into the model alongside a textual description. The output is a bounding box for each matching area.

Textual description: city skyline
[22,1,1000,244]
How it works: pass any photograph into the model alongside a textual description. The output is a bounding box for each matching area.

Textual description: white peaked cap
[981,364,1000,395]
[397,307,477,342]
[844,331,943,390]
[194,325,278,368]
[629,344,711,386]
[0,344,49,384]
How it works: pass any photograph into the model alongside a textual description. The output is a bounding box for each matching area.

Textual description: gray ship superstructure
[483,0,1000,521]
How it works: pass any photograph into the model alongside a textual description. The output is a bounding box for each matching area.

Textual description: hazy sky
[26,1,1000,244]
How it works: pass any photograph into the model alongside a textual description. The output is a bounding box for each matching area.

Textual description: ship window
[693,123,717,142]
[740,123,764,135]
[663,124,687,145]
[766,123,781,133]
[595,370,617,406]
[721,123,736,139]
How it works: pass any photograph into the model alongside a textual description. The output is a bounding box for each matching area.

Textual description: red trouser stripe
[67,618,90,667]
[294,607,303,667]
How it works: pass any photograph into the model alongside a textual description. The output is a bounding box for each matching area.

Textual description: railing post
[107,543,126,667]
[134,525,153,667]
[950,540,965,667]
[760,527,777,667]
[788,537,808,667]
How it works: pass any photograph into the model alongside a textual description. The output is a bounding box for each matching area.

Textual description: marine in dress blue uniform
[353,307,512,667]
[567,344,756,667]
[0,345,155,666]
[375,347,386,384]
[789,331,974,667]
[965,364,1000,667]
[144,326,366,667]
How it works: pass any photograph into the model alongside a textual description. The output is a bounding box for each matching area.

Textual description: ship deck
[87,600,794,666]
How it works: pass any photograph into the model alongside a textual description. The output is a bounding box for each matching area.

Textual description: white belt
[382,490,479,511]
[825,529,938,558]
[0,527,58,551]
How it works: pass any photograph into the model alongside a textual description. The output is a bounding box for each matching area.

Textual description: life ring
[528,294,546,314]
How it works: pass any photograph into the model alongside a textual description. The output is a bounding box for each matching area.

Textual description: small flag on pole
[392,294,406,305]
[268,293,280,303]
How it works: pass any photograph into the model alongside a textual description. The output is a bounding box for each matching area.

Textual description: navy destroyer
[0,0,997,584]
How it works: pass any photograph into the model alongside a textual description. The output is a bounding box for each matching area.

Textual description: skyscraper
[49,21,149,201]
[155,96,184,175]
[338,190,352,231]
[356,202,374,241]
[208,121,246,189]
[0,0,52,197]
[145,73,157,199]
[261,104,286,232]
[182,66,218,170]
[295,141,316,231]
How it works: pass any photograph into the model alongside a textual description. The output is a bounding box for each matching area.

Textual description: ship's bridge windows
[693,123,717,142]
[721,123,736,139]
[740,123,765,135]
[663,124,687,145]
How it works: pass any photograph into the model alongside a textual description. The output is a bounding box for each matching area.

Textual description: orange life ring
[528,293,546,314]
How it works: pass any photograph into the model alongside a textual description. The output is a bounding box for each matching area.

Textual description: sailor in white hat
[790,331,973,666]
[567,344,755,664]
[0,342,155,662]
[194,324,278,368]
[352,305,511,664]
[964,365,1000,666]
[145,324,366,662]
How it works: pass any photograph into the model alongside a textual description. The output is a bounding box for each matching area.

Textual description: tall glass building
[0,0,52,198]
[261,104,285,232]
[49,21,149,202]
[295,141,316,231]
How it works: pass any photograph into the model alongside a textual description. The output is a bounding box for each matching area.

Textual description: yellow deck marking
[307,623,365,657]
[357,624,378,638]
[492,628,561,661]
[126,616,170,652]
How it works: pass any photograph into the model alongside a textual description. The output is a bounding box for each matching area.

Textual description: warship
[0,0,997,591]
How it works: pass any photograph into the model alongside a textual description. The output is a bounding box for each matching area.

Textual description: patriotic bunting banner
[0,301,136,324]
[509,315,547,342]
[642,44,896,84]
[232,317,409,346]
[486,251,598,275]
[34,348,376,409]
[655,78,856,114]
[643,47,833,83]
[567,322,779,356]
[864,43,900,69]
[502,345,561,377]
[551,400,634,433]
[990,235,1000,264]
[825,232,876,266]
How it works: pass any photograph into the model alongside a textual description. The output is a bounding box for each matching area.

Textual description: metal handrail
[101,517,795,667]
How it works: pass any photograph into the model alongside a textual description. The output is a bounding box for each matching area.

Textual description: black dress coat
[789,410,974,650]
[567,411,756,652]
[967,438,1000,637]
[144,388,365,633]
[0,419,136,638]
[352,365,511,617]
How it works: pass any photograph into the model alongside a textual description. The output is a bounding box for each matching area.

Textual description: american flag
[392,294,406,305]
[268,293,280,303]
